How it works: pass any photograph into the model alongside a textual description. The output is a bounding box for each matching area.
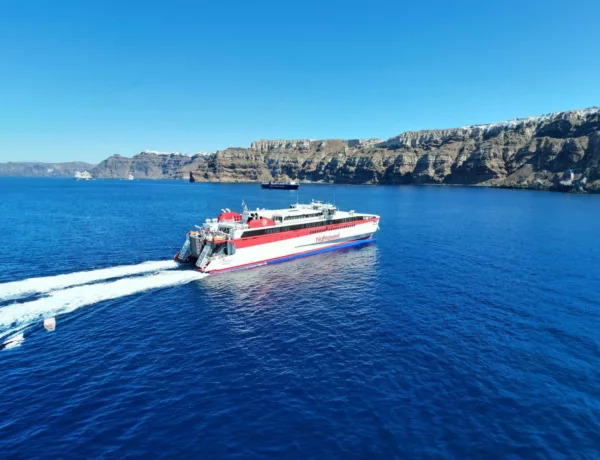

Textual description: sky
[0,0,599,163]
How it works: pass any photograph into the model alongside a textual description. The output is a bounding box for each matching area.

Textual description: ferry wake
[174,200,380,273]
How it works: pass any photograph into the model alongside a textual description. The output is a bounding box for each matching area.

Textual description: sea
[0,177,599,459]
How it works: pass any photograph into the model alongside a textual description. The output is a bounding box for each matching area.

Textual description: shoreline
[3,176,597,195]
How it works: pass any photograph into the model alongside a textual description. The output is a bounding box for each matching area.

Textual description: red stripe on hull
[233,217,378,249]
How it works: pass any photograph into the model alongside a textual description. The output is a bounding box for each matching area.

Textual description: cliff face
[92,151,208,179]
[189,108,600,192]
[23,107,594,192]
[0,161,96,177]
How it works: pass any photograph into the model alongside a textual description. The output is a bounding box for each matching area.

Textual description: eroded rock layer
[92,152,208,180]
[189,108,600,192]
[74,107,600,192]
[0,161,96,177]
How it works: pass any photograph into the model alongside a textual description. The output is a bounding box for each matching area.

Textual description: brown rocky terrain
[33,107,597,193]
[0,161,96,177]
[189,107,600,193]
[92,151,209,180]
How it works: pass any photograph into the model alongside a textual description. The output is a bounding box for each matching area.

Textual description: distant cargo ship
[261,181,299,190]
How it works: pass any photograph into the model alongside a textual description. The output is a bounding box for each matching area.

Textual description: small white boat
[128,174,134,181]
[44,317,56,331]
[74,171,92,181]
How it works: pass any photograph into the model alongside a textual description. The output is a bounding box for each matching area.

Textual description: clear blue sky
[1,0,598,163]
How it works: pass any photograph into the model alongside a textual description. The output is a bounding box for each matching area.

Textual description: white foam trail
[0,270,206,338]
[0,260,180,301]
[2,332,24,349]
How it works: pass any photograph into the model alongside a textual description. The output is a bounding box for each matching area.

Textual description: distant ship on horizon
[261,180,299,190]
[128,174,134,180]
[74,171,92,181]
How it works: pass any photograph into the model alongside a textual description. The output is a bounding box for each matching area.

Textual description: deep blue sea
[1,178,599,458]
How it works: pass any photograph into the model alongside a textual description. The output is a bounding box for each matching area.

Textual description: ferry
[174,200,380,273]
[261,181,299,190]
[74,171,92,181]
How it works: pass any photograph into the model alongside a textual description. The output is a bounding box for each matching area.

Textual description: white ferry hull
[201,219,379,273]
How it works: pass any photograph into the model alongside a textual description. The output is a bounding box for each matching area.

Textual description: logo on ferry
[316,233,340,243]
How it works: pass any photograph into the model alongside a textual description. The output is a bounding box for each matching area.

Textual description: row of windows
[309,224,355,234]
[240,216,367,238]
[284,213,323,221]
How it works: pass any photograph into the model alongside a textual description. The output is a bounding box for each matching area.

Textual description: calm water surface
[0,178,599,458]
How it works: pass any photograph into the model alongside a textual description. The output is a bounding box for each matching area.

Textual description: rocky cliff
[189,107,600,192]
[92,151,208,179]
[16,107,596,192]
[0,161,96,177]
